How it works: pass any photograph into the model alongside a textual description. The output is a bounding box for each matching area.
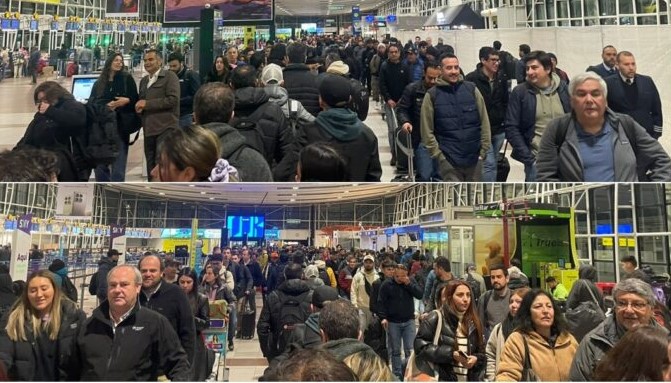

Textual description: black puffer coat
[414,308,486,381]
[283,64,321,117]
[0,274,16,319]
[0,299,86,381]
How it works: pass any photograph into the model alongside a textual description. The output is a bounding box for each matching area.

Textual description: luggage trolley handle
[394,116,415,182]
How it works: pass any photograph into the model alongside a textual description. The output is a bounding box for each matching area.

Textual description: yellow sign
[22,0,61,5]
[243,26,256,48]
[601,237,636,248]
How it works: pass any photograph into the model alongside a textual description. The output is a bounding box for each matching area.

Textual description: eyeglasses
[615,300,649,311]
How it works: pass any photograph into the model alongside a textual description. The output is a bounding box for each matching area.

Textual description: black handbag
[497,140,511,182]
[521,335,540,382]
[117,110,141,136]
[565,281,606,341]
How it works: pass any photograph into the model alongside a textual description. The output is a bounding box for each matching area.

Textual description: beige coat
[496,330,578,382]
[350,269,379,310]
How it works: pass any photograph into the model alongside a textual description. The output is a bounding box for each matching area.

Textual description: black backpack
[276,291,312,355]
[318,269,331,287]
[349,78,369,121]
[231,117,267,163]
[88,272,99,296]
[79,101,120,166]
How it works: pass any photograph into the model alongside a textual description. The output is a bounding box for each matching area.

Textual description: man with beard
[570,278,667,381]
[367,258,396,363]
[423,256,454,313]
[138,254,196,367]
[478,263,511,338]
[350,253,379,330]
[585,45,618,79]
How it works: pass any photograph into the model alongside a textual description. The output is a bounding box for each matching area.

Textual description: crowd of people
[1,242,671,381]
[2,34,670,182]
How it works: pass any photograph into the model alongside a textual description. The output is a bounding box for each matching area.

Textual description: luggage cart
[203,318,230,382]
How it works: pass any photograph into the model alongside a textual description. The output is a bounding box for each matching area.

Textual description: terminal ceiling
[106,184,411,205]
[274,0,379,16]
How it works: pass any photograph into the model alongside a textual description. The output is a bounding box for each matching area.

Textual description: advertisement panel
[10,214,32,282]
[164,0,272,23]
[55,184,94,220]
[518,222,571,276]
[106,0,140,17]
[110,224,127,264]
[474,223,516,276]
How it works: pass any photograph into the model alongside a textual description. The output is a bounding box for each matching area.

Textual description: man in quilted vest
[420,53,491,181]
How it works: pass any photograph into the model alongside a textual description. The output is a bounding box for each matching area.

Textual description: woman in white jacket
[484,287,530,381]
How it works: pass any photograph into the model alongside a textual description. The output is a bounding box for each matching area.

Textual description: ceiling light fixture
[209,197,215,200]
[290,198,296,202]
[200,191,207,195]
[292,186,299,190]
[159,192,165,196]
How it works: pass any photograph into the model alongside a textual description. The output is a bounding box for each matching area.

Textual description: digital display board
[226,215,265,239]
[164,0,272,23]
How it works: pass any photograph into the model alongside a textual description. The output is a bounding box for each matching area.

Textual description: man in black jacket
[257,263,313,363]
[379,43,409,167]
[396,60,442,181]
[296,74,382,181]
[377,264,423,380]
[72,265,190,381]
[168,52,201,129]
[605,51,663,139]
[242,248,263,313]
[283,42,321,117]
[193,82,273,181]
[229,65,298,181]
[585,45,618,79]
[138,255,196,367]
[465,47,510,182]
[95,249,119,302]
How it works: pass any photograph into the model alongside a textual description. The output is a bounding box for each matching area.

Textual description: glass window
[594,261,616,282]
[599,0,616,15]
[619,0,634,13]
[639,236,667,264]
[637,16,657,24]
[593,236,614,261]
[584,0,599,16]
[635,184,667,232]
[590,186,614,234]
[618,184,632,205]
[570,0,583,17]
[576,236,590,260]
[576,212,589,234]
[636,0,657,13]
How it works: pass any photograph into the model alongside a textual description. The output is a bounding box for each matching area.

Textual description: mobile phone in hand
[458,350,469,359]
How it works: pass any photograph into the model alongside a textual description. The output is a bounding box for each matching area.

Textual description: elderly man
[569,278,668,381]
[536,72,671,181]
[72,265,190,381]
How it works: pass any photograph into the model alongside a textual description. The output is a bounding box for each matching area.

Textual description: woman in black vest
[89,53,139,182]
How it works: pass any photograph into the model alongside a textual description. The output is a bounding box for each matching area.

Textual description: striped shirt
[455,322,469,381]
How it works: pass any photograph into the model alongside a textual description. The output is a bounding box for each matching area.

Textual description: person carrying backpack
[464,263,486,305]
[257,263,313,363]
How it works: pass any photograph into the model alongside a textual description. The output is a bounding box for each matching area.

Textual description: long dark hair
[177,267,199,313]
[441,279,484,349]
[34,81,73,105]
[96,53,125,97]
[515,288,568,336]
[208,55,228,81]
[593,325,668,381]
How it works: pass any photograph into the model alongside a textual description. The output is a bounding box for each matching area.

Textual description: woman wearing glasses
[496,288,578,381]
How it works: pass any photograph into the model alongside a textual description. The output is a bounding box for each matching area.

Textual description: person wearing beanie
[304,265,324,290]
[48,259,78,302]
[318,54,370,122]
[296,74,381,182]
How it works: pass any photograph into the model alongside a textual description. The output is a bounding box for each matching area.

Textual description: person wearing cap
[228,65,298,182]
[296,74,381,182]
[261,63,315,130]
[379,43,410,167]
[95,248,119,302]
[350,253,379,331]
[403,47,424,83]
[421,52,491,181]
[49,259,78,302]
[320,53,370,122]
[361,38,376,93]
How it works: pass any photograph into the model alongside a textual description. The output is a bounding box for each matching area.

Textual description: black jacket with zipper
[72,300,190,381]
[0,299,85,381]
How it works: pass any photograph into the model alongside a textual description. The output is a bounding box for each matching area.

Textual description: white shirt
[619,73,635,85]
[147,69,161,89]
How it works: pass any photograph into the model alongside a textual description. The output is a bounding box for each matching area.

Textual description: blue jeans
[79,61,90,74]
[415,144,441,181]
[525,162,537,182]
[94,140,128,181]
[179,114,193,129]
[228,305,237,345]
[387,319,416,379]
[482,132,506,182]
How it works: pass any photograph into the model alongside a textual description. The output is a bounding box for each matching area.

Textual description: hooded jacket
[202,122,273,182]
[231,87,298,181]
[0,299,85,381]
[283,63,321,117]
[95,256,117,301]
[71,301,190,381]
[414,308,486,381]
[350,268,379,310]
[536,110,671,181]
[566,266,605,312]
[568,315,667,381]
[264,85,316,126]
[297,108,382,182]
[257,279,313,359]
[496,330,578,382]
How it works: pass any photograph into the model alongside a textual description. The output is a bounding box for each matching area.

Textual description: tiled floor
[0,69,530,182]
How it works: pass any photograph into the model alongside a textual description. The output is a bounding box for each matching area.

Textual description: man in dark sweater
[477,263,511,339]
[138,254,196,366]
[377,264,423,380]
[379,43,409,167]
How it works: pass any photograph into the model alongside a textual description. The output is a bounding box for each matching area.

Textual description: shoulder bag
[404,310,443,382]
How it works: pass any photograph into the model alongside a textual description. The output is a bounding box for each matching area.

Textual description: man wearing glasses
[569,278,668,381]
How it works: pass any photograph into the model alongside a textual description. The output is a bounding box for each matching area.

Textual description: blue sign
[351,6,361,35]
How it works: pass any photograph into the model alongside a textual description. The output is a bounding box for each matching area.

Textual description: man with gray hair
[536,71,671,181]
[71,264,190,380]
[569,278,668,381]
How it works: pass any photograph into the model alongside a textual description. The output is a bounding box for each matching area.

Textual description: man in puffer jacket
[296,75,381,181]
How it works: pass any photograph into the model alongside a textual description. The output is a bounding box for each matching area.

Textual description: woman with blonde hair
[485,287,531,380]
[341,346,396,381]
[150,125,239,182]
[414,279,486,381]
[0,270,85,380]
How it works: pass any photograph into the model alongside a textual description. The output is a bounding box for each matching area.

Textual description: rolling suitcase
[497,141,511,182]
[237,297,256,340]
